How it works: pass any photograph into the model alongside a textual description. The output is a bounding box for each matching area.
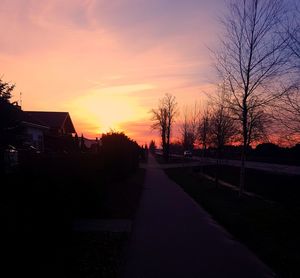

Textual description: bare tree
[287,3,300,63]
[215,0,291,196]
[151,93,178,162]
[210,105,237,154]
[198,108,211,157]
[275,86,300,136]
[181,111,193,151]
[181,103,200,151]
[276,3,300,137]
[208,89,238,185]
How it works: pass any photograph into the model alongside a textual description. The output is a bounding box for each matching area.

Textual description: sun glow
[69,86,150,136]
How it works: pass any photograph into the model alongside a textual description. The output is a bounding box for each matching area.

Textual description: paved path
[121,155,274,278]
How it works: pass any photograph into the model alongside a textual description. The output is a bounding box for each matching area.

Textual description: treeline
[169,142,300,165]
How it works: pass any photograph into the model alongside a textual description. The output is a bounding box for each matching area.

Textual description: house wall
[25,127,44,151]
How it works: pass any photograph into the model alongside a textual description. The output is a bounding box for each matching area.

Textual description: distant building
[85,137,102,153]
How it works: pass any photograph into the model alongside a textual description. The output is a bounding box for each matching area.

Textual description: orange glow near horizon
[68,84,152,135]
[1,0,223,144]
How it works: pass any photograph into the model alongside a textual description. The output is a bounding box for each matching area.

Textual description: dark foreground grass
[101,167,145,219]
[165,167,300,278]
[67,232,129,278]
[5,231,129,278]
[1,155,145,278]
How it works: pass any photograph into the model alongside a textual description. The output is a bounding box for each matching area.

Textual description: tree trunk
[162,142,168,162]
[240,100,248,197]
[165,143,169,162]
[200,144,206,174]
[166,123,171,163]
[162,129,167,162]
[215,147,220,187]
[239,146,246,197]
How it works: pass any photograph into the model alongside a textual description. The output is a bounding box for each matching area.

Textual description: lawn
[165,167,300,278]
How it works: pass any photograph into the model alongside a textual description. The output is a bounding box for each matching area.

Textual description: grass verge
[201,165,300,208]
[165,167,300,278]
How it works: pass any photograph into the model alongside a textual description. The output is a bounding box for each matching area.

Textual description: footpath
[121,154,274,278]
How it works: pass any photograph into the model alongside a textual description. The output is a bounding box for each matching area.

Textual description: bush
[100,132,140,179]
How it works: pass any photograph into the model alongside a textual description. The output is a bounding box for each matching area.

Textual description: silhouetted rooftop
[26,111,76,133]
[0,99,48,129]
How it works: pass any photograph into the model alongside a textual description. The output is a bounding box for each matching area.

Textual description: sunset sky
[2,0,227,144]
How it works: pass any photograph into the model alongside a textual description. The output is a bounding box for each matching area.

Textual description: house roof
[0,99,48,129]
[26,111,76,133]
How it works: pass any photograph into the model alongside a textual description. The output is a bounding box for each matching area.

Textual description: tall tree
[210,105,237,153]
[210,92,238,186]
[151,93,178,162]
[215,0,291,196]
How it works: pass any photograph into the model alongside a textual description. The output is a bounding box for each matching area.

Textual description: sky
[1,0,226,144]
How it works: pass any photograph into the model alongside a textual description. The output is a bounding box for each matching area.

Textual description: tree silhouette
[181,104,200,151]
[151,93,178,162]
[215,0,291,196]
[275,2,300,138]
[149,140,156,154]
[0,78,15,102]
[198,108,210,157]
[209,91,238,186]
[101,132,140,176]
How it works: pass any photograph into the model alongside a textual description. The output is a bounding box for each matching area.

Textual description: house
[0,103,77,152]
[26,111,76,136]
[26,111,77,152]
[0,101,79,172]
[0,99,49,152]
